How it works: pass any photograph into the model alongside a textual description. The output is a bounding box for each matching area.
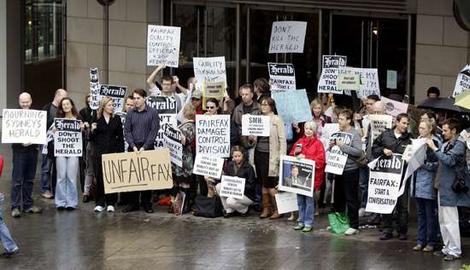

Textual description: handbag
[193,195,223,218]
[328,212,350,234]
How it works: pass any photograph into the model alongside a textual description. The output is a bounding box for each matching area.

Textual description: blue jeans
[358,167,369,208]
[40,154,55,193]
[297,194,315,227]
[11,148,38,210]
[416,198,439,246]
[55,157,79,208]
[0,194,19,253]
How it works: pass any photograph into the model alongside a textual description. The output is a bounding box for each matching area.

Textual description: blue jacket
[412,140,439,200]
[431,137,470,207]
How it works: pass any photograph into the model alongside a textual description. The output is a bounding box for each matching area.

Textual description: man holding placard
[232,84,261,153]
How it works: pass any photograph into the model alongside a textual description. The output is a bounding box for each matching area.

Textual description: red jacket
[289,136,326,191]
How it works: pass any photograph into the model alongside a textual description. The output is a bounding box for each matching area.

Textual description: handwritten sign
[53,118,82,157]
[193,56,227,92]
[322,55,347,69]
[220,175,246,200]
[147,25,181,67]
[269,21,307,53]
[99,84,127,113]
[193,154,224,179]
[369,114,393,144]
[453,65,470,97]
[241,115,270,136]
[358,68,380,99]
[202,80,225,110]
[268,62,296,91]
[317,68,342,94]
[196,114,230,158]
[2,109,47,145]
[272,89,311,124]
[163,126,183,167]
[89,68,100,110]
[102,149,173,194]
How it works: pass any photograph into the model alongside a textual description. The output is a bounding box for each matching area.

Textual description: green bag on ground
[328,212,350,234]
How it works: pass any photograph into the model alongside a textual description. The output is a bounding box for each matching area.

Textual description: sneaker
[94,206,105,212]
[106,205,115,212]
[23,206,42,214]
[422,245,434,252]
[444,254,461,261]
[11,208,21,218]
[302,226,313,232]
[379,232,393,240]
[344,228,359,236]
[293,223,304,230]
[1,249,19,258]
[41,191,53,199]
[358,208,366,217]
[413,244,423,251]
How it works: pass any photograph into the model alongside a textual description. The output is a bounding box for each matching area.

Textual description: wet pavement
[1,145,470,269]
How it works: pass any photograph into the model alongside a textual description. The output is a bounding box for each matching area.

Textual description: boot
[259,193,271,218]
[269,189,282,219]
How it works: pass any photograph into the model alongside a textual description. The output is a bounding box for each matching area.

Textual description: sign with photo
[193,154,224,179]
[147,25,181,67]
[325,132,353,175]
[53,118,82,157]
[99,84,127,113]
[269,21,307,53]
[196,114,230,158]
[267,62,296,91]
[2,109,47,145]
[219,175,246,200]
[241,114,270,137]
[279,155,315,197]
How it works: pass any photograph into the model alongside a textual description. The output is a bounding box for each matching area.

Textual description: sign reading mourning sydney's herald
[99,84,127,113]
[147,25,181,67]
[53,118,82,157]
[269,21,307,53]
[268,62,296,91]
[1,109,47,145]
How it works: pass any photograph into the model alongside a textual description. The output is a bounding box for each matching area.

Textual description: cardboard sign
[369,114,393,144]
[196,114,230,158]
[272,89,311,124]
[269,21,307,53]
[322,55,347,69]
[325,132,353,175]
[147,25,181,67]
[268,62,296,91]
[220,175,246,200]
[146,96,178,148]
[193,56,227,92]
[279,155,315,197]
[381,96,409,117]
[317,68,342,94]
[366,154,404,214]
[275,192,299,214]
[1,109,47,145]
[241,115,270,136]
[99,84,127,113]
[102,149,173,194]
[53,118,82,157]
[202,80,225,110]
[452,65,470,97]
[89,68,100,110]
[193,154,224,179]
[163,126,183,167]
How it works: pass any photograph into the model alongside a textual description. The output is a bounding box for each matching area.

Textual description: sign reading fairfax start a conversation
[241,115,270,137]
[147,25,181,67]
[193,56,227,92]
[269,21,307,53]
[53,118,82,157]
[99,84,127,113]
[268,62,296,91]
[1,109,47,145]
[325,132,353,175]
[146,96,177,148]
[196,114,230,158]
[102,149,173,194]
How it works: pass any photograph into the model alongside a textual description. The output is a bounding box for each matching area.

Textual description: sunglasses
[207,106,216,109]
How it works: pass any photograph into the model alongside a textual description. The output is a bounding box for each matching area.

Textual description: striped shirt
[124,105,159,150]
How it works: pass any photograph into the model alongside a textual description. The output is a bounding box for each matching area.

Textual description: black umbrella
[417,97,470,113]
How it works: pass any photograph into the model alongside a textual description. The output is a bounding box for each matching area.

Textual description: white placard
[193,154,224,179]
[381,96,409,117]
[452,65,470,97]
[163,126,183,167]
[220,175,246,200]
[53,118,82,157]
[196,114,230,158]
[147,25,181,67]
[275,192,299,214]
[279,155,315,197]
[99,84,127,113]
[317,68,342,94]
[320,123,339,149]
[269,21,307,53]
[268,62,296,91]
[369,114,393,144]
[193,56,227,92]
[1,109,47,145]
[358,68,381,99]
[325,132,353,175]
[146,96,178,148]
[241,115,270,136]
[89,68,100,110]
[322,55,347,69]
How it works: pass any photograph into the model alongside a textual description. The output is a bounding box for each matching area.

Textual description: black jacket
[372,128,412,158]
[89,115,125,155]
[223,160,256,201]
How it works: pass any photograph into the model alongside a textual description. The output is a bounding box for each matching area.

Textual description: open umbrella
[455,91,470,110]
[417,97,470,113]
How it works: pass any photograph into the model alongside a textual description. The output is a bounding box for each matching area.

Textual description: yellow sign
[202,80,226,110]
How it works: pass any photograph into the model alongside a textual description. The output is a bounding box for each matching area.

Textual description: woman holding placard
[202,98,222,197]
[289,121,325,232]
[54,97,84,210]
[89,97,124,213]
[255,97,286,219]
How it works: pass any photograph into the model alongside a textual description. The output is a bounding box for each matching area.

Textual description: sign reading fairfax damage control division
[195,114,230,158]
[53,118,82,157]
[268,62,296,91]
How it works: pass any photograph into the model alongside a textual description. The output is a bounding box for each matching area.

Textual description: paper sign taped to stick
[193,56,227,92]
[272,89,311,124]
[322,55,347,69]
[241,115,270,136]
[268,62,296,91]
[269,21,307,53]
[2,109,47,145]
[99,84,127,113]
[275,192,299,214]
[381,97,409,117]
[193,154,224,179]
[220,175,246,200]
[89,68,100,110]
[102,149,173,194]
[196,114,230,158]
[452,65,470,97]
[53,118,82,157]
[147,25,181,67]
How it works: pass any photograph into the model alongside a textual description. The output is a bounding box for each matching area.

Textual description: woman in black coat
[89,97,124,212]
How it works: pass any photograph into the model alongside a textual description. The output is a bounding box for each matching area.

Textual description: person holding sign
[289,121,325,232]
[147,65,187,113]
[329,109,363,235]
[255,97,286,219]
[372,113,412,240]
[215,146,256,218]
[89,97,124,213]
[53,97,84,210]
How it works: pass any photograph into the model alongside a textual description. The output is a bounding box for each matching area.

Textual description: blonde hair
[183,103,196,121]
[97,97,114,119]
[419,119,435,134]
[304,121,318,133]
[310,99,324,113]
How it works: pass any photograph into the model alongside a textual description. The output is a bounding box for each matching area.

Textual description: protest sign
[267,62,296,91]
[241,115,270,136]
[147,25,181,67]
[275,192,299,214]
[366,154,404,214]
[269,21,307,53]
[322,55,347,69]
[102,149,172,194]
[387,70,397,89]
[193,154,224,179]
[220,175,246,200]
[89,68,100,110]
[202,80,225,110]
[452,65,470,97]
[381,96,409,117]
[146,96,178,148]
[53,118,82,157]
[193,56,227,92]
[196,114,230,158]
[325,132,353,175]
[272,89,311,124]
[99,84,127,113]
[337,72,360,91]
[163,126,183,167]
[358,68,381,99]
[402,139,427,195]
[317,68,342,94]
[369,114,393,144]
[2,109,47,145]
[320,123,339,149]
[279,155,315,197]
